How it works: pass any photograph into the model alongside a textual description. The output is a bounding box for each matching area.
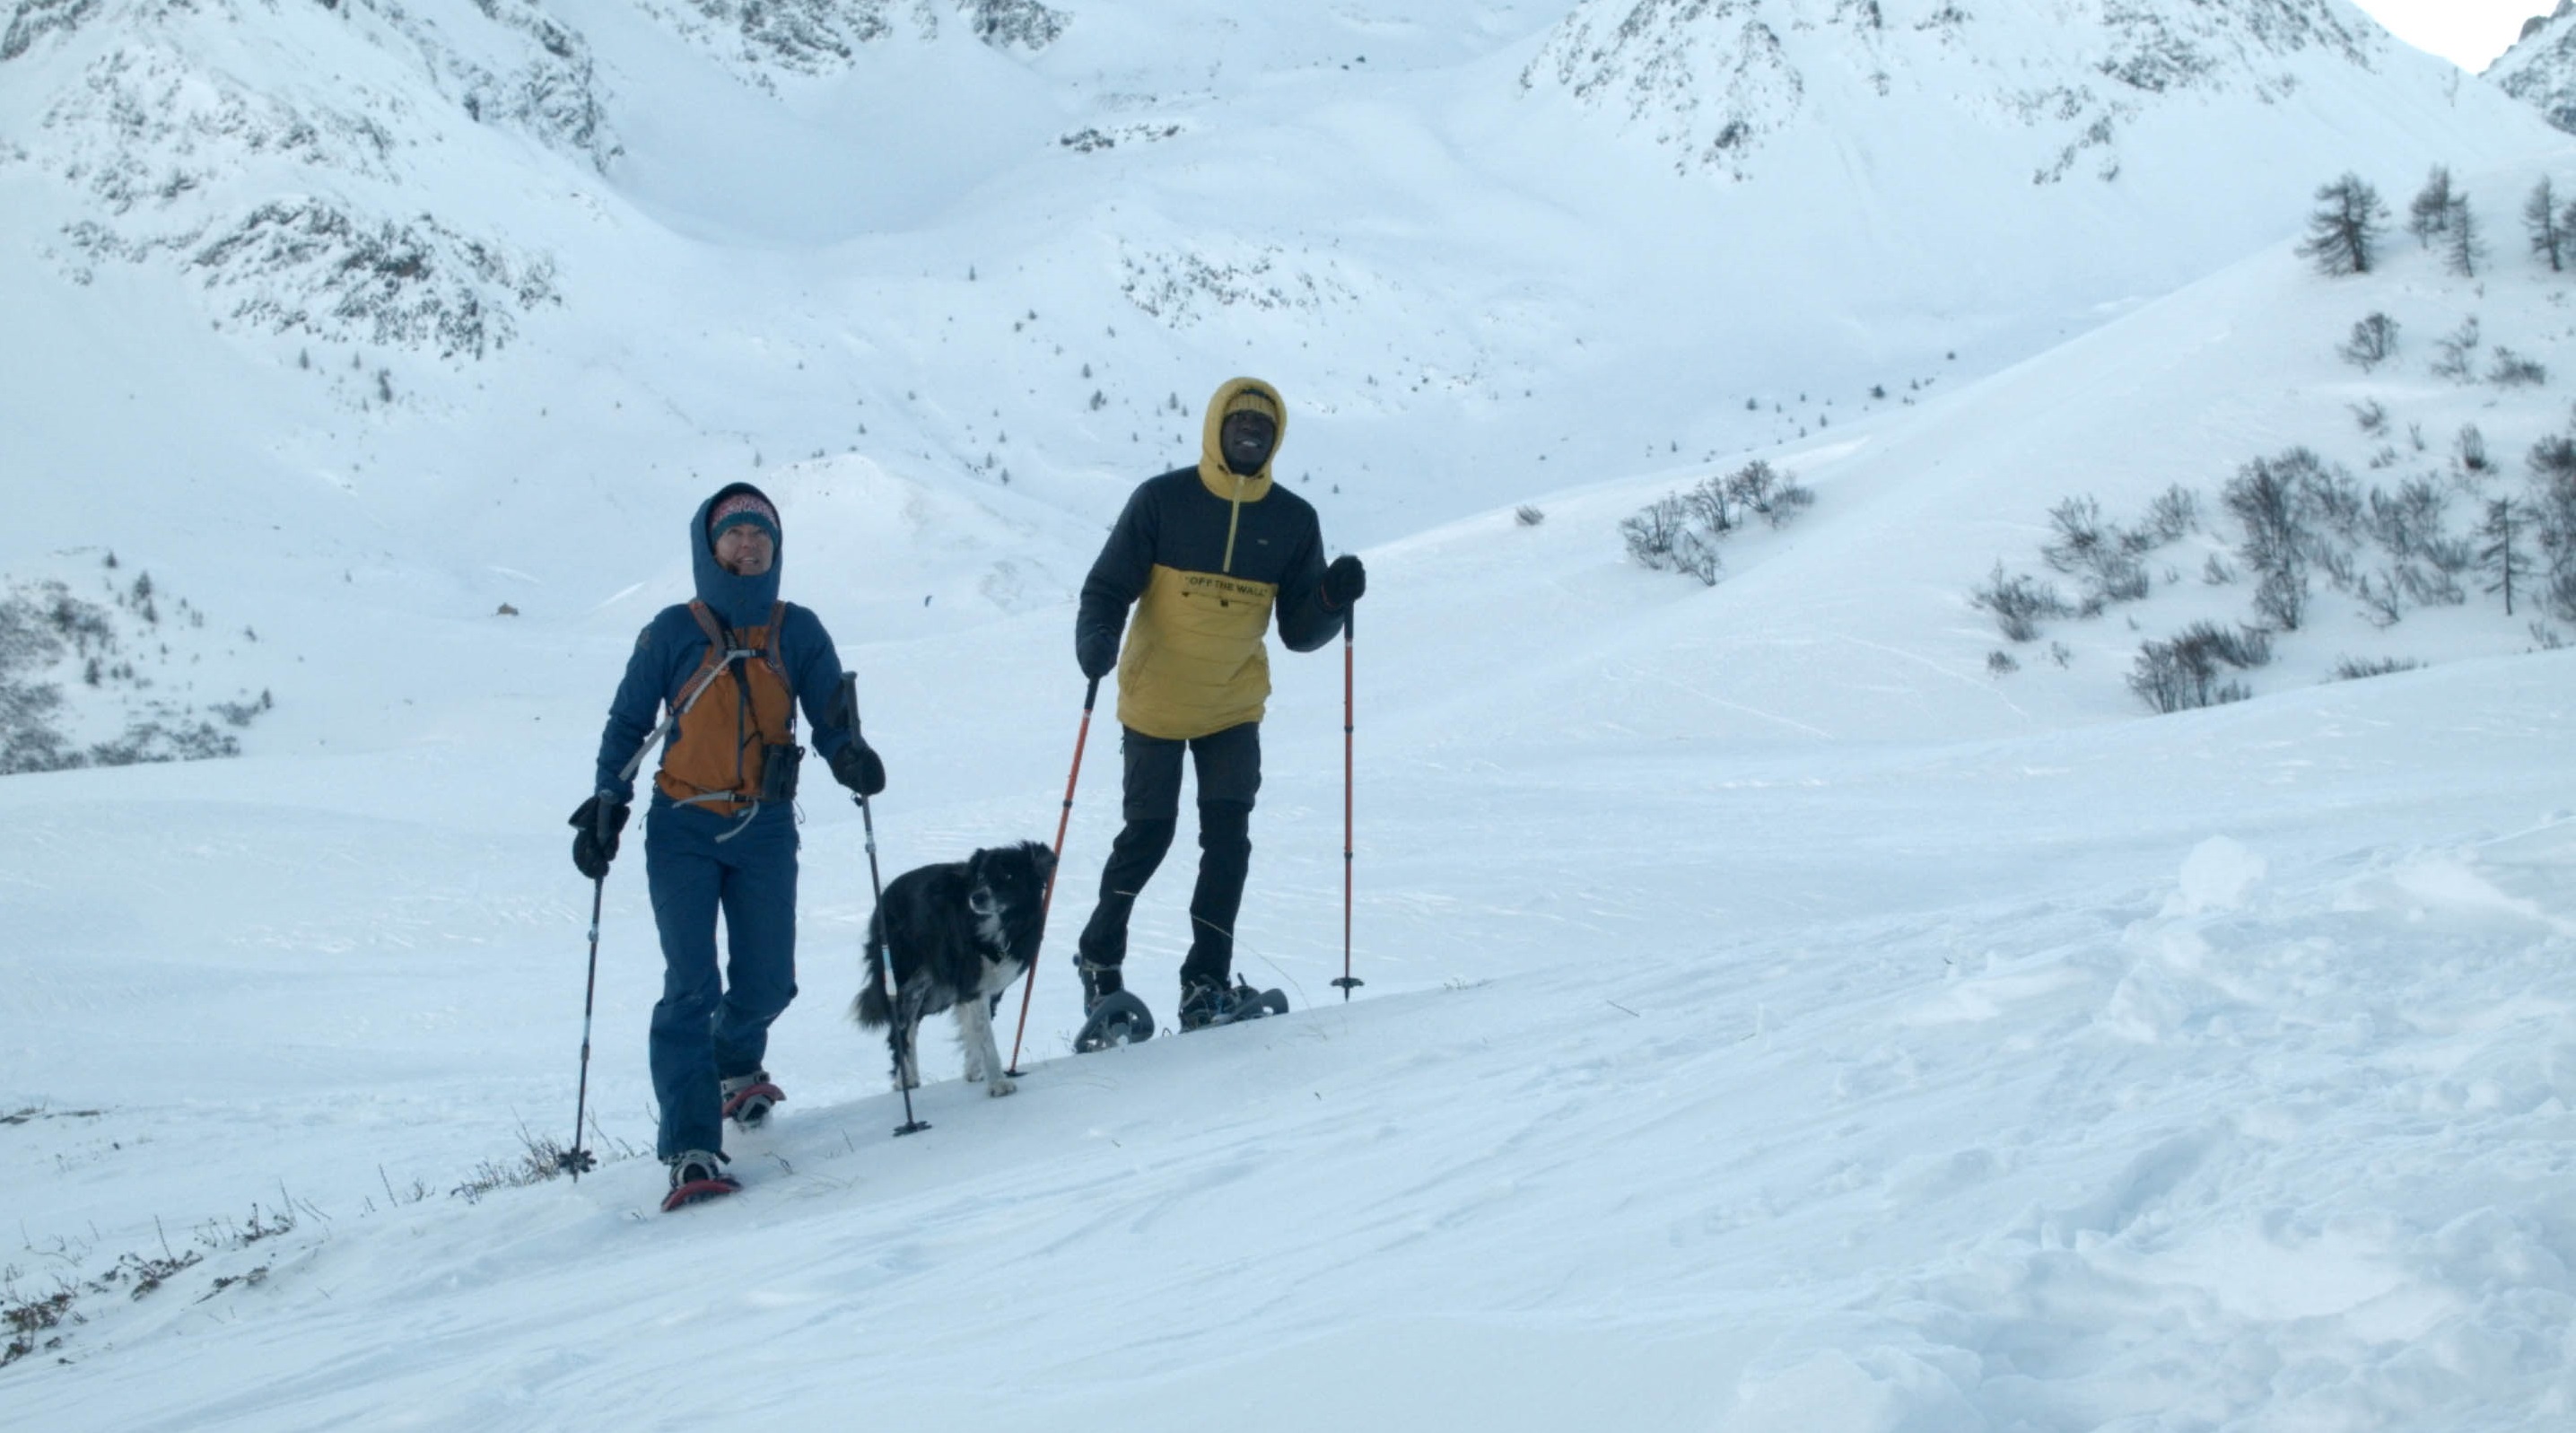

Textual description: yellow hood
[1195,377,1286,501]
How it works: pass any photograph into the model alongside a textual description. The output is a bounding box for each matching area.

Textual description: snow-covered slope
[7,1,2576,1426]
[7,133,2576,1427]
[2493,0,2576,133]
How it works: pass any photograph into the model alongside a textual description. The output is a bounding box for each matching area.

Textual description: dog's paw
[964,1065,985,1083]
[985,1074,1017,1097]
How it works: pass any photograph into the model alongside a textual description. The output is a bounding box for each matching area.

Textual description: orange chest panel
[656,625,795,806]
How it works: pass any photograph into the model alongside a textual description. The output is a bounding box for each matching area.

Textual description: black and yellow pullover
[1077,378,1348,741]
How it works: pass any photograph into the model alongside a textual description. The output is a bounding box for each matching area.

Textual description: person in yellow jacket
[1072,378,1366,1029]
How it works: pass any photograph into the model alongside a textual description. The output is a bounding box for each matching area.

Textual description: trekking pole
[560,804,612,1179]
[1333,610,1362,1001]
[1006,677,1101,1077]
[836,672,929,1137]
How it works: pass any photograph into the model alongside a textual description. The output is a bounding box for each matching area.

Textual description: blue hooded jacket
[591,482,856,801]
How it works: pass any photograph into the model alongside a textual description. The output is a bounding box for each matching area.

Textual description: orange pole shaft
[1008,677,1100,1073]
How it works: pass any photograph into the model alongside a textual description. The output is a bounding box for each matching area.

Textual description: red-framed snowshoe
[720,1072,785,1129]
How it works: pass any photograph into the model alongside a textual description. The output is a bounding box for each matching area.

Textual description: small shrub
[2432,318,2482,382]
[451,1130,582,1205]
[2457,424,2491,476]
[2128,621,2273,714]
[2091,553,2151,605]
[2140,485,2202,543]
[4,1283,80,1368]
[2332,656,2422,681]
[2349,398,2389,434]
[2355,571,2404,627]
[1672,529,1722,586]
[1619,495,1688,571]
[2039,495,2110,574]
[2489,349,2548,388]
[1515,505,1545,527]
[1970,563,2072,642]
[1620,461,1811,586]
[1722,459,1813,526]
[1987,650,2019,676]
[2254,566,2308,630]
[2338,315,2399,371]
[2368,478,2448,558]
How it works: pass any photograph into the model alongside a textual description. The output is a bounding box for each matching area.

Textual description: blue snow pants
[643,793,799,1161]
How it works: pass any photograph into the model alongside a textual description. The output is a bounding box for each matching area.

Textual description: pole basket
[556,1146,598,1177]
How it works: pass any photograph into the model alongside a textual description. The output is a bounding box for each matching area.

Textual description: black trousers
[1077,721,1261,991]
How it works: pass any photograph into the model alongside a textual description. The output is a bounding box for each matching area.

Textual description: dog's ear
[1029,842,1058,878]
[965,847,1000,916]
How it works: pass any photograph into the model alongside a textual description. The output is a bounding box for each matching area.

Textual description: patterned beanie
[708,491,780,545]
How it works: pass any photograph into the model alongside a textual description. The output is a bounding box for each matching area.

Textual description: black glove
[570,793,629,880]
[830,738,886,797]
[1323,554,1367,608]
[1076,625,1118,681]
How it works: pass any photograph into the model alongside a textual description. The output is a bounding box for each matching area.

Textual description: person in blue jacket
[572,482,885,1207]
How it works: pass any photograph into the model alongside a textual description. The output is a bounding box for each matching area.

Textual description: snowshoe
[1073,990,1155,1053]
[720,1070,784,1130]
[660,1150,739,1212]
[1178,977,1289,1032]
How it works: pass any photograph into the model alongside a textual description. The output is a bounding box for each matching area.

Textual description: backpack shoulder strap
[763,603,789,673]
[764,602,794,729]
[686,600,726,649]
[668,601,747,721]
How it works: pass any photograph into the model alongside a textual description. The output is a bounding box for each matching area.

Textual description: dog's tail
[851,908,892,1027]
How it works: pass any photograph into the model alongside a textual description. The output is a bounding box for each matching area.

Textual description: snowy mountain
[3,0,2560,762]
[7,0,2576,1427]
[1528,0,2383,183]
[2493,0,2576,133]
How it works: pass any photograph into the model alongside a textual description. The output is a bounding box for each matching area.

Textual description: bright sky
[2352,0,2554,72]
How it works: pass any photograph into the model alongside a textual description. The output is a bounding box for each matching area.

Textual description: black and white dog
[851,840,1056,1097]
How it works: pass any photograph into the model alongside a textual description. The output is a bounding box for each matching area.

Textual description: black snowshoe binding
[1074,992,1155,1053]
[661,1149,739,1212]
[720,1070,784,1130]
[1073,960,1155,1053]
[1177,975,1289,1032]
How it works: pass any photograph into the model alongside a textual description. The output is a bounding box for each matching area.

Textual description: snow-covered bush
[2127,621,2272,713]
[1620,460,1812,588]
[2338,314,2399,371]
[2432,318,2483,382]
[1970,563,2073,642]
[2489,348,2549,387]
